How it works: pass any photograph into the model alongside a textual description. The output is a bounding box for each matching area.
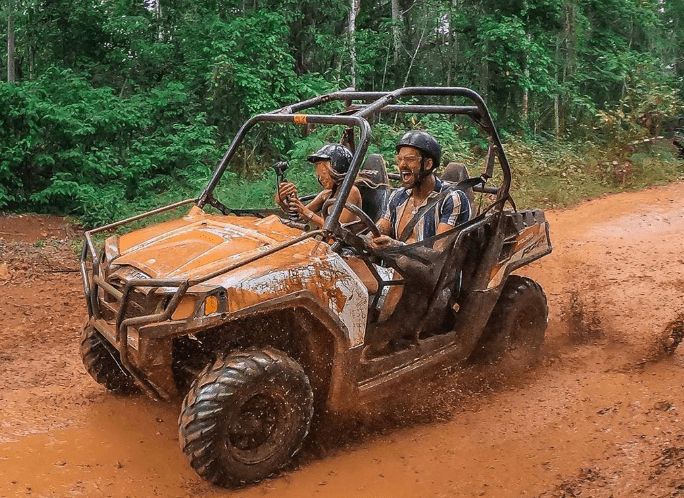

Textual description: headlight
[171,296,197,320]
[202,289,227,316]
[165,289,226,320]
[204,295,219,315]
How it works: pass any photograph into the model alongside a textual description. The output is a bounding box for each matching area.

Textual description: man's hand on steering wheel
[369,234,405,249]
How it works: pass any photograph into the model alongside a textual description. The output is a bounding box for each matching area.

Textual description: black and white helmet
[307,144,353,180]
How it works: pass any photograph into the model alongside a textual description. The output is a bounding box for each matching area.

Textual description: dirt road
[1,183,683,498]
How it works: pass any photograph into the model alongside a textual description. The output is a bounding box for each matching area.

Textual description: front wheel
[470,275,548,366]
[179,348,314,487]
[80,325,138,394]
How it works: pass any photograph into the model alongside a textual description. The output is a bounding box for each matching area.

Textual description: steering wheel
[322,198,381,237]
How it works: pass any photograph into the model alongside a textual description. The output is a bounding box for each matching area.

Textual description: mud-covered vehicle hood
[100,210,369,346]
[109,212,304,280]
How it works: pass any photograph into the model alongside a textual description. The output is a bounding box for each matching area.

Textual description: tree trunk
[522,32,531,124]
[564,0,577,78]
[27,5,34,80]
[521,1,530,125]
[7,0,16,83]
[561,0,578,137]
[554,34,561,139]
[447,0,459,87]
[348,0,360,88]
[622,19,634,102]
[479,42,489,101]
[390,0,401,64]
[554,0,578,139]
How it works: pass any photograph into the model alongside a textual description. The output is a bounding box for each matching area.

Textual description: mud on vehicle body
[80,87,552,487]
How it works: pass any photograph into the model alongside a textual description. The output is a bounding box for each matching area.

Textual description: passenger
[276,143,382,300]
[275,143,363,228]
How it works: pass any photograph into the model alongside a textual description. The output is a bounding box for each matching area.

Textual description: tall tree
[348,0,360,88]
[390,0,401,64]
[7,0,15,82]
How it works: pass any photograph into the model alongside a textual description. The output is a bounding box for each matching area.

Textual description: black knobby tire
[179,348,314,487]
[80,326,138,394]
[471,275,548,366]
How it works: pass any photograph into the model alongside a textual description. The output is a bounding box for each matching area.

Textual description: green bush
[0,68,220,226]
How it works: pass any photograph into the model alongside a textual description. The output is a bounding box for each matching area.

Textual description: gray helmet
[307,144,353,180]
[396,130,441,167]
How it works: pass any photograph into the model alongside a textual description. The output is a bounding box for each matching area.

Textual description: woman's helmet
[307,144,353,180]
[395,130,441,167]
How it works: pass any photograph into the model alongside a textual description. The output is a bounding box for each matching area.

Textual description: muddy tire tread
[470,275,548,364]
[80,327,138,394]
[179,348,314,487]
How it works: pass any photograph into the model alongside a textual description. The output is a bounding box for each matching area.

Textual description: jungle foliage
[1,0,684,225]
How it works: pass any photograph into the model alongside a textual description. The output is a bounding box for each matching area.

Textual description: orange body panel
[108,209,369,347]
[115,212,305,280]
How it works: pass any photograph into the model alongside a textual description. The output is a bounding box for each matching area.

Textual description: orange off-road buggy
[80,87,552,487]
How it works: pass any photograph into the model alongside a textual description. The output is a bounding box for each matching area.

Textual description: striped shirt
[381,178,471,241]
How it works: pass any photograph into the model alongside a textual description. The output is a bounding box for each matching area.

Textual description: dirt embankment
[1,184,684,498]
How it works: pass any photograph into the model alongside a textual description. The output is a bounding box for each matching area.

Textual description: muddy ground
[1,183,684,498]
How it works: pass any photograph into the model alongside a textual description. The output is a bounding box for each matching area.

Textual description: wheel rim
[507,308,544,360]
[225,390,292,465]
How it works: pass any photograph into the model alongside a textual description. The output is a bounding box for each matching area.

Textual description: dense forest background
[2,0,684,225]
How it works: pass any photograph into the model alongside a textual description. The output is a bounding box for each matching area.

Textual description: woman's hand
[287,196,306,216]
[276,182,300,212]
[277,182,298,202]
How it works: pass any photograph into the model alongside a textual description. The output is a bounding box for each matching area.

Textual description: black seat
[355,154,390,222]
[440,162,474,209]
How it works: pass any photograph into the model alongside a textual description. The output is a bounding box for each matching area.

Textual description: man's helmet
[395,130,441,168]
[307,144,353,180]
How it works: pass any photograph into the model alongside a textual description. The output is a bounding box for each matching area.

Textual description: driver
[275,143,363,228]
[371,130,470,248]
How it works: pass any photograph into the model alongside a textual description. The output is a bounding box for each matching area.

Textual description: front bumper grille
[97,268,158,323]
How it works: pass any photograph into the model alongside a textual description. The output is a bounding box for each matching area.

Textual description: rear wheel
[80,326,138,394]
[179,348,314,487]
[470,275,548,366]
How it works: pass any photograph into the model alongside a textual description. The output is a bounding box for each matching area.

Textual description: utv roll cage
[197,86,513,235]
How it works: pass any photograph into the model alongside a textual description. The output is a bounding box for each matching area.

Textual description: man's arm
[433,189,470,249]
[438,189,470,227]
[376,217,392,236]
[369,192,402,248]
[370,219,401,248]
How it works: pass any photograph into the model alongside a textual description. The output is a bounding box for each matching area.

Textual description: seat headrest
[440,162,470,184]
[356,154,389,188]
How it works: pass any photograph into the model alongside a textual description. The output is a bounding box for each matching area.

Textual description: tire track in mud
[1,183,684,497]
